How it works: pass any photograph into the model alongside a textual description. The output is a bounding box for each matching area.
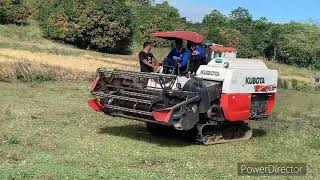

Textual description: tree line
[1,0,320,70]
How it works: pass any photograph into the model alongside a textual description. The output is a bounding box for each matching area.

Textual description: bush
[289,79,313,92]
[291,79,298,90]
[0,0,29,24]
[0,6,6,23]
[39,0,132,53]
[278,78,288,89]
[4,134,19,145]
[296,81,312,92]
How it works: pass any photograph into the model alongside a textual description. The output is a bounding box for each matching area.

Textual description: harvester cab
[88,31,278,145]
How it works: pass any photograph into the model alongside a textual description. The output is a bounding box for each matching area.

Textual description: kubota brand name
[200,70,220,76]
[245,77,265,84]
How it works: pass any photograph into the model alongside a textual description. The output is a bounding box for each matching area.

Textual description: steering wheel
[160,59,180,75]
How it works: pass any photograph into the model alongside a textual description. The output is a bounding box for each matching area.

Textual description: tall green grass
[0,21,43,41]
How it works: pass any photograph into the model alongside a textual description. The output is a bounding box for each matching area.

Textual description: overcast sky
[154,0,320,23]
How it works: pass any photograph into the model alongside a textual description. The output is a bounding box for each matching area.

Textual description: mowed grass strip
[0,82,319,179]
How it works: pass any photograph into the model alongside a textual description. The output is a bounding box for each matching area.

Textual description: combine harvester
[88,32,278,145]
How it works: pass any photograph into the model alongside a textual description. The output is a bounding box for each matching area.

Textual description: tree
[203,10,229,28]
[0,0,29,24]
[0,6,6,23]
[202,9,229,42]
[251,17,273,57]
[132,1,186,46]
[229,7,253,35]
[276,23,320,68]
[262,24,283,61]
[39,0,132,53]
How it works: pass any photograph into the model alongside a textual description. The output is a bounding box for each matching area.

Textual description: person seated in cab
[163,39,190,74]
[139,42,159,72]
[188,41,206,74]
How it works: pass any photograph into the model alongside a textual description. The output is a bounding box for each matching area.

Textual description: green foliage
[200,7,320,69]
[4,134,19,145]
[278,79,288,89]
[0,0,29,24]
[201,7,259,58]
[275,23,320,69]
[132,1,186,47]
[291,79,298,90]
[202,10,229,43]
[229,7,253,35]
[39,0,132,53]
[315,85,320,92]
[2,0,320,67]
[0,6,5,23]
[297,81,312,91]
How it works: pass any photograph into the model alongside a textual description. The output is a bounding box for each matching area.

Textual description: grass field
[0,82,319,179]
[0,23,320,179]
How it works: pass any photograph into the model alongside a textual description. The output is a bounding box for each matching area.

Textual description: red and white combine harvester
[88,32,278,145]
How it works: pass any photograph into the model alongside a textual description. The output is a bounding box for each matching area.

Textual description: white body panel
[222,69,278,93]
[147,58,278,94]
[196,58,278,94]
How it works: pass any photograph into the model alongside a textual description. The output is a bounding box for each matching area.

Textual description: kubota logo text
[200,70,220,76]
[245,77,265,84]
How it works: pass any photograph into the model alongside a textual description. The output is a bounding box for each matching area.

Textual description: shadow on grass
[252,129,267,138]
[98,124,193,147]
[99,125,268,146]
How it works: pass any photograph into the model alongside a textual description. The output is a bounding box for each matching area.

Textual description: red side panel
[151,109,172,123]
[220,94,251,121]
[266,93,276,114]
[88,99,104,112]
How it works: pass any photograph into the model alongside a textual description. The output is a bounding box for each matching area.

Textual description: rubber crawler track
[197,124,253,145]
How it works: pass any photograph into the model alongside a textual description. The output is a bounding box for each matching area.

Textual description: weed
[278,78,288,89]
[4,135,19,145]
[291,79,298,90]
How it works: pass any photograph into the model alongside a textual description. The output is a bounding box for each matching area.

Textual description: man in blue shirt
[188,41,206,74]
[163,39,190,74]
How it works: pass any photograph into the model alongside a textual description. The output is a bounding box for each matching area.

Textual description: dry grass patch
[0,61,94,82]
[0,48,139,73]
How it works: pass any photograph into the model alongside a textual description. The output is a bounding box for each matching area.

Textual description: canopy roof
[150,31,204,43]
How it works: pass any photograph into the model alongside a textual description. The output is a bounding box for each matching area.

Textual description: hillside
[0,23,320,179]
[1,23,319,83]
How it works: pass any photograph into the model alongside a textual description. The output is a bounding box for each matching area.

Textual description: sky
[154,0,320,23]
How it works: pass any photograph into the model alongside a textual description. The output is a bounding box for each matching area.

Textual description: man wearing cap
[139,42,158,72]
